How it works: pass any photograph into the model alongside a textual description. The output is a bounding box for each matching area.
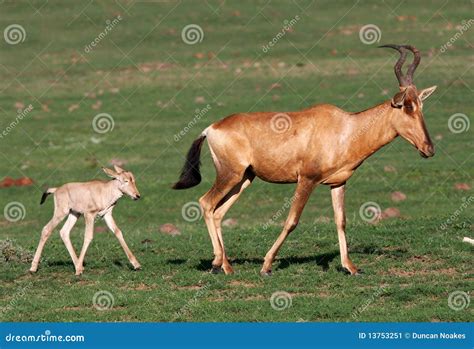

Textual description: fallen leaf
[14,177,34,186]
[41,104,50,112]
[270,83,281,90]
[454,183,471,191]
[384,165,397,173]
[15,102,25,110]
[0,177,15,188]
[110,158,127,167]
[68,104,79,112]
[160,223,181,236]
[195,96,205,104]
[382,207,401,219]
[391,191,407,202]
[91,100,102,110]
[95,226,107,233]
[222,218,238,227]
[194,52,205,59]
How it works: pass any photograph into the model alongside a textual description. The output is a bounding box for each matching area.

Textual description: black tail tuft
[173,135,206,190]
[40,191,51,205]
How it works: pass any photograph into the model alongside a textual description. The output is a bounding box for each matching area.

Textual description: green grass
[0,0,472,322]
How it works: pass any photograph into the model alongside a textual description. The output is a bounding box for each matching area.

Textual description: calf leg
[75,213,95,275]
[103,211,141,270]
[59,213,80,269]
[30,212,67,272]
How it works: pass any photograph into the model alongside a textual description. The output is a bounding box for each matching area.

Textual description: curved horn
[379,44,408,86]
[401,45,421,85]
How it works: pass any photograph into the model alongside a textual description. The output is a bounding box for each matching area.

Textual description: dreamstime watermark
[4,202,26,222]
[173,282,211,320]
[181,201,202,222]
[359,24,381,45]
[351,286,386,319]
[439,196,473,232]
[0,282,33,319]
[440,19,474,53]
[448,291,470,311]
[351,104,390,142]
[270,291,292,311]
[262,15,300,53]
[359,201,381,223]
[174,104,211,142]
[3,24,26,44]
[92,113,114,134]
[270,113,292,133]
[181,24,204,45]
[448,113,470,134]
[84,15,123,53]
[0,104,33,140]
[92,290,114,310]
[5,330,85,343]
[262,194,299,230]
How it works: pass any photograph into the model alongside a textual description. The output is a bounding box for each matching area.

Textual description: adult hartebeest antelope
[30,165,141,275]
[173,44,437,276]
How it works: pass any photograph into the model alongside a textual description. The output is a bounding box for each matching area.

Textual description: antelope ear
[418,85,437,101]
[391,89,407,108]
[103,167,118,178]
[113,165,125,173]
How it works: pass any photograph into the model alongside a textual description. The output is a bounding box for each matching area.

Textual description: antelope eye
[404,104,413,112]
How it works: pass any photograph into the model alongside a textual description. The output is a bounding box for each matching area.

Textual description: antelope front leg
[331,184,359,275]
[75,213,95,276]
[103,212,141,270]
[261,177,315,275]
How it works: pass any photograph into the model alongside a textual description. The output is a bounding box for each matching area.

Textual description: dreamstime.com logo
[92,290,114,311]
[448,291,470,311]
[3,202,26,222]
[270,113,292,133]
[448,113,470,134]
[3,24,26,44]
[181,201,202,222]
[270,291,292,311]
[181,24,204,45]
[359,24,381,45]
[359,201,381,223]
[92,113,115,134]
[0,104,34,140]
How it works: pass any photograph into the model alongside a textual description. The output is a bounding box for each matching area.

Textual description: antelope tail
[172,133,207,190]
[40,188,56,205]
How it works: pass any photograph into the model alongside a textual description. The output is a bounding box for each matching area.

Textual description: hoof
[133,264,142,271]
[222,265,234,275]
[210,266,222,274]
[260,270,272,277]
[28,269,37,274]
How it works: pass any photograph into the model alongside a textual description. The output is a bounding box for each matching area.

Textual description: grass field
[0,0,472,322]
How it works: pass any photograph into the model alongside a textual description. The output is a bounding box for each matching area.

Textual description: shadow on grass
[190,244,409,273]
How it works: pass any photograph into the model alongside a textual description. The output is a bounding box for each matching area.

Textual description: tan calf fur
[30,165,141,275]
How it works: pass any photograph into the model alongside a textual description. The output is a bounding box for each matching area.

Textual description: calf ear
[391,89,407,108]
[113,165,125,173]
[418,85,437,101]
[103,167,118,178]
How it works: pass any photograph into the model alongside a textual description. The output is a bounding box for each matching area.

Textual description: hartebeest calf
[30,165,141,275]
[174,44,437,276]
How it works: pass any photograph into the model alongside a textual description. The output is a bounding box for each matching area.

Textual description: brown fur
[175,44,437,275]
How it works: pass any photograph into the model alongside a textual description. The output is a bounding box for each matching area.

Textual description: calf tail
[40,188,56,205]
